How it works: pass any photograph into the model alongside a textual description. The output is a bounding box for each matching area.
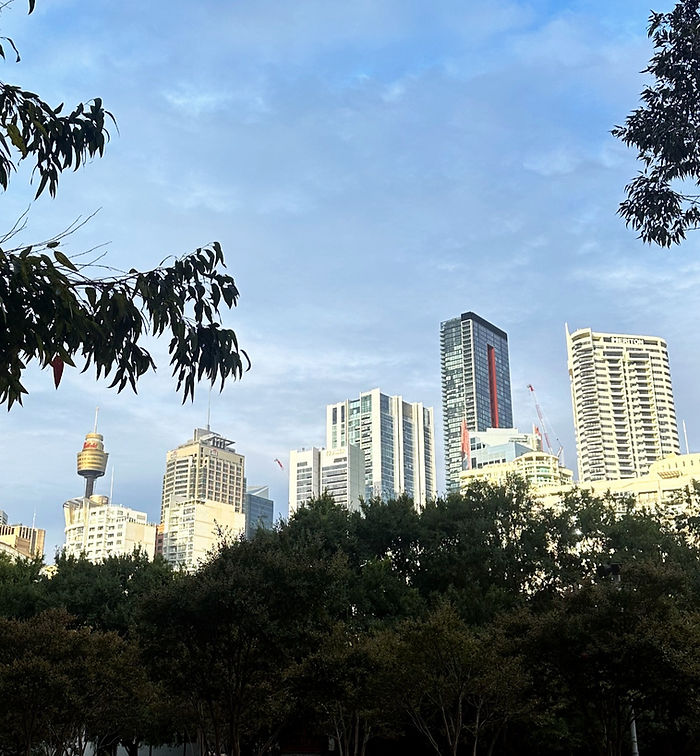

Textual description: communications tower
[76,409,108,498]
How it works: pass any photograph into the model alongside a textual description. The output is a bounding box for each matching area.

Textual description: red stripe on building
[487,345,499,428]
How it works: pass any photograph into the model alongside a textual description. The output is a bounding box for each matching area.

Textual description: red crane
[527,384,563,461]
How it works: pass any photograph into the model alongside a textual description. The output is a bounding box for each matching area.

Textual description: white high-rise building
[64,495,156,561]
[326,388,437,506]
[159,428,246,570]
[566,327,680,482]
[288,445,364,515]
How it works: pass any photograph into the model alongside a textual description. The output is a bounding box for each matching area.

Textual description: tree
[521,568,700,756]
[43,551,175,636]
[0,2,248,407]
[140,535,351,756]
[0,552,45,620]
[292,623,396,756]
[0,609,152,756]
[414,481,557,622]
[384,603,530,756]
[614,0,700,246]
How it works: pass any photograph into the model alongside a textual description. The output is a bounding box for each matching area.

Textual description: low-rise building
[536,453,700,512]
[0,523,45,559]
[460,450,574,492]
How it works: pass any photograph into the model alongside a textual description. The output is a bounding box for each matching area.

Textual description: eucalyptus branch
[0,242,249,408]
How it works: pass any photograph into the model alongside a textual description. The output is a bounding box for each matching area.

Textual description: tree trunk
[121,738,139,756]
[472,705,481,756]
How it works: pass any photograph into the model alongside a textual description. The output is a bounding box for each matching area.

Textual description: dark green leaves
[0,85,113,198]
[0,244,248,408]
[614,0,700,246]
[0,36,21,63]
[0,3,247,404]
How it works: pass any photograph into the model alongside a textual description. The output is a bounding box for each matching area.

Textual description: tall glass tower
[440,312,513,491]
[326,388,437,507]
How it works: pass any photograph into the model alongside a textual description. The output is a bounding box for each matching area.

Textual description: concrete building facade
[566,327,680,482]
[459,450,574,492]
[63,495,156,561]
[159,428,246,570]
[326,388,436,506]
[441,312,513,491]
[158,497,245,566]
[0,523,45,559]
[161,428,245,521]
[289,445,365,514]
[536,453,700,514]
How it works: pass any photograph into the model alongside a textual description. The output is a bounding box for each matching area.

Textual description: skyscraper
[566,327,680,481]
[440,312,513,490]
[326,388,437,506]
[161,428,245,521]
[159,428,246,569]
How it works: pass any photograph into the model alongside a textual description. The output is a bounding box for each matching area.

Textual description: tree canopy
[4,484,700,754]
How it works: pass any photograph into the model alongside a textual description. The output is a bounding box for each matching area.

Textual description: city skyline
[1,0,699,553]
[13,311,697,557]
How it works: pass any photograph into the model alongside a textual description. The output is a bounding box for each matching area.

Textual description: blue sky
[1,0,698,554]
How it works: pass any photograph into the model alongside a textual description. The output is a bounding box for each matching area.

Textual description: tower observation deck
[77,411,108,497]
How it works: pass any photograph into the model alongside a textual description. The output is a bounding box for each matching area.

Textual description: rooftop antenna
[683,420,690,455]
[206,385,212,431]
[93,406,99,433]
[30,505,37,557]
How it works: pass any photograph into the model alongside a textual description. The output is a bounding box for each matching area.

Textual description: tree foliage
[4,487,700,754]
[0,1,248,407]
[614,0,700,246]
[0,237,249,407]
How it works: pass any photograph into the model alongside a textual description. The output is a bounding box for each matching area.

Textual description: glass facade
[243,487,274,538]
[440,312,513,491]
[326,389,437,506]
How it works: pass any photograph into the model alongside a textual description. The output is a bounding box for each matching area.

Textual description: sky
[1,0,698,555]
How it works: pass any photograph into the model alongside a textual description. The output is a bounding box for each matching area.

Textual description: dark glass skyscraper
[440,312,513,491]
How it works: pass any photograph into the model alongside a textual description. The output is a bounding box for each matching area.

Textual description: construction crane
[527,384,564,462]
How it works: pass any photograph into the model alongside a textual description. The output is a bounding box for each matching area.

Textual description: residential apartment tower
[288,446,365,514]
[566,327,680,481]
[326,388,436,506]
